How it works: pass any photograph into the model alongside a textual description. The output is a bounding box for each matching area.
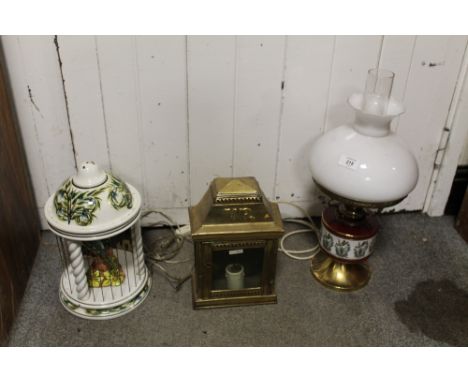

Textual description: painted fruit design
[322,232,334,251]
[82,241,125,287]
[335,239,351,258]
[353,241,369,259]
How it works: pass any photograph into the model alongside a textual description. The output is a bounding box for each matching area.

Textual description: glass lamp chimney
[362,68,395,115]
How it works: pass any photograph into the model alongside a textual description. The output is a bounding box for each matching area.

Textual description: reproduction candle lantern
[309,69,419,291]
[189,177,284,309]
[44,161,151,319]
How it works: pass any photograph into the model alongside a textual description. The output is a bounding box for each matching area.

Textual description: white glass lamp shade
[309,92,419,205]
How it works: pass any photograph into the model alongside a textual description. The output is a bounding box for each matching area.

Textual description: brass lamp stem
[337,203,365,221]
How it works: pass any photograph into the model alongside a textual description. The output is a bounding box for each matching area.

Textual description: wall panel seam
[132,37,148,209]
[185,35,192,206]
[231,36,239,178]
[322,36,336,133]
[272,36,288,199]
[53,35,78,171]
[94,36,112,172]
[376,35,385,69]
[402,36,418,103]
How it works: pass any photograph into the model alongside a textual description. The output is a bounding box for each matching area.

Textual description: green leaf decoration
[54,178,106,226]
[335,239,351,258]
[353,241,369,258]
[322,232,334,251]
[107,175,133,210]
[53,174,133,226]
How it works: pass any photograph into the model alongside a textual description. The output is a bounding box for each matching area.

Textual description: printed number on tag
[338,154,359,170]
[229,249,244,255]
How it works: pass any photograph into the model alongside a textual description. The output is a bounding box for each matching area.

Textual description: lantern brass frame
[189,177,284,309]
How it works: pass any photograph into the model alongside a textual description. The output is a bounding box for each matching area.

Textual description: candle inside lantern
[225,263,245,290]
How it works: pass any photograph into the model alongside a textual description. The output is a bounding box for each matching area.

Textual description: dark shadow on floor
[395,279,468,346]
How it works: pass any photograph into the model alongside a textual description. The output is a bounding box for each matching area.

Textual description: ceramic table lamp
[45,161,151,319]
[309,68,419,290]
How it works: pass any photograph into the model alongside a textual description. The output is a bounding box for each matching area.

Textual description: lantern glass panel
[212,247,264,291]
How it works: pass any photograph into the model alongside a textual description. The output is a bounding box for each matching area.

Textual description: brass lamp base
[310,251,370,291]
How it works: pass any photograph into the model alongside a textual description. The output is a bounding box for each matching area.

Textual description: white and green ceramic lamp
[45,161,151,319]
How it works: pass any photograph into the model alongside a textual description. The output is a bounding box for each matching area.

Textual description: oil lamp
[309,69,419,291]
[189,177,284,308]
[44,161,151,319]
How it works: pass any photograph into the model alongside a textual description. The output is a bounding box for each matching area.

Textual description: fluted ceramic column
[68,241,90,300]
[131,222,145,276]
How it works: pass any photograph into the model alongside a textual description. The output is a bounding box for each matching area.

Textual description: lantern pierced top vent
[189,177,284,240]
[214,178,263,203]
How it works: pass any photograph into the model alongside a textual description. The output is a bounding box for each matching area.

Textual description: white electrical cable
[141,201,321,291]
[277,201,321,261]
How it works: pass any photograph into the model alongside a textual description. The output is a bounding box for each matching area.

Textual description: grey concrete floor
[8,213,468,346]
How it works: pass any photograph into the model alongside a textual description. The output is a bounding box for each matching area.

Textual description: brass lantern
[189,177,284,309]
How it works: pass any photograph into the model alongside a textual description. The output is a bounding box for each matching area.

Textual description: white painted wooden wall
[459,133,468,165]
[2,36,467,228]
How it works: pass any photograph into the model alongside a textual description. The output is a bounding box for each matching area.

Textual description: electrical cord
[276,201,321,260]
[141,202,322,291]
[141,211,193,291]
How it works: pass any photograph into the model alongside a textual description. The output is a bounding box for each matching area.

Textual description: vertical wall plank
[379,36,416,102]
[187,36,236,203]
[275,36,335,207]
[136,36,189,209]
[2,36,76,228]
[459,135,468,165]
[1,36,49,207]
[378,36,416,130]
[324,36,382,132]
[95,36,144,199]
[233,36,286,198]
[393,36,467,211]
[57,36,110,168]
